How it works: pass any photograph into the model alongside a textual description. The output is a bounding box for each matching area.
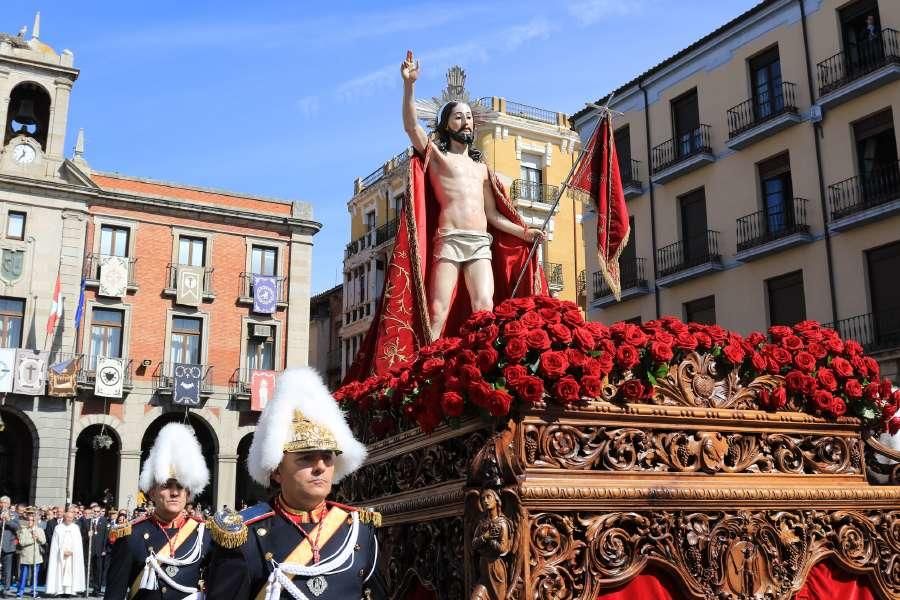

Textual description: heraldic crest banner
[99,255,129,298]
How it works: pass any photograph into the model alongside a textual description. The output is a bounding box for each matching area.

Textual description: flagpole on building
[509,99,620,298]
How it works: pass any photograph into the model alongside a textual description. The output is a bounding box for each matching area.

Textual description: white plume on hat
[139,422,209,494]
[247,367,366,487]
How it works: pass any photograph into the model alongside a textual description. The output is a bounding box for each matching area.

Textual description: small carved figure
[470,489,512,600]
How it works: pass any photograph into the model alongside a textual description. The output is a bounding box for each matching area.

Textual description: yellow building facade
[340,82,583,377]
[574,0,900,379]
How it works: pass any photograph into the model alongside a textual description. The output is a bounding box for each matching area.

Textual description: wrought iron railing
[824,308,900,353]
[656,230,721,277]
[345,230,374,258]
[359,148,411,191]
[828,161,900,220]
[505,101,558,125]
[620,158,641,187]
[165,264,214,296]
[650,124,713,174]
[239,272,288,304]
[543,262,563,289]
[576,269,586,296]
[511,180,559,204]
[593,257,647,299]
[726,82,798,138]
[82,254,138,288]
[736,197,809,251]
[817,29,900,95]
[47,352,135,390]
[229,367,280,398]
[153,362,213,395]
[375,218,399,246]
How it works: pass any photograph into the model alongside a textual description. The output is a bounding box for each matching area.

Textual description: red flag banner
[250,370,276,412]
[569,113,630,300]
[46,273,63,335]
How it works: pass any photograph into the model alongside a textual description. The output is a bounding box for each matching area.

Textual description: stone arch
[0,404,38,503]
[73,423,122,506]
[234,431,267,508]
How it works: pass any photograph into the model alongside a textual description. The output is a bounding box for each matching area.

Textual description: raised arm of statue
[401,50,429,154]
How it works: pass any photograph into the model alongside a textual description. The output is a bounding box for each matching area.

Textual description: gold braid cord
[207,509,248,549]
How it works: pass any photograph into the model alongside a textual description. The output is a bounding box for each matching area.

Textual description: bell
[12,98,38,126]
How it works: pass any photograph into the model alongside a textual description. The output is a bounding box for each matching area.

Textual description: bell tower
[0,13,79,178]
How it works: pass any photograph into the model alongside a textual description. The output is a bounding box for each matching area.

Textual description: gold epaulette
[357,508,382,528]
[108,522,131,543]
[207,508,247,549]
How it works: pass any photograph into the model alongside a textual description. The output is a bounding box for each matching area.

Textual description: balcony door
[614,126,632,181]
[679,189,707,266]
[520,156,542,201]
[840,0,883,71]
[672,90,700,158]
[758,154,794,235]
[89,308,123,370]
[749,47,783,121]
[853,109,898,203]
[867,241,900,348]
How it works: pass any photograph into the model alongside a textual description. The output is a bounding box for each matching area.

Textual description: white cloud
[567,0,646,25]
[296,96,320,117]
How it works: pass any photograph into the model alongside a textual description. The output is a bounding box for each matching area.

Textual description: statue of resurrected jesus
[401,51,545,341]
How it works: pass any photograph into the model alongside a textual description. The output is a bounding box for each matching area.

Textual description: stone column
[0,68,10,142]
[118,449,142,510]
[285,219,316,368]
[217,454,238,509]
[47,77,73,160]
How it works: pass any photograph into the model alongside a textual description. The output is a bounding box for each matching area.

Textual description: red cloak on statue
[346,145,546,381]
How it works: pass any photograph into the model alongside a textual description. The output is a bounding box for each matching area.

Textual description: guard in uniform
[105,423,212,599]
[206,367,386,599]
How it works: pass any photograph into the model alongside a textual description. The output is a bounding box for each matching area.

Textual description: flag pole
[509,98,621,298]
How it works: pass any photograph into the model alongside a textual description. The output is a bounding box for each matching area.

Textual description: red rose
[694,331,712,349]
[561,309,584,328]
[816,368,838,391]
[507,296,535,311]
[619,379,645,401]
[503,337,529,362]
[503,320,528,338]
[525,329,551,351]
[831,357,853,378]
[811,389,833,411]
[440,391,465,417]
[553,376,581,404]
[539,307,561,324]
[844,378,863,398]
[548,323,573,344]
[864,357,881,380]
[768,325,792,340]
[581,358,602,377]
[747,332,766,348]
[487,388,513,416]
[596,352,614,374]
[467,380,494,407]
[650,341,674,363]
[444,375,461,392]
[457,349,477,365]
[459,364,481,384]
[844,340,863,356]
[566,348,588,369]
[477,347,499,372]
[794,351,816,372]
[758,386,787,411]
[785,370,806,392]
[616,344,640,369]
[882,378,894,400]
[751,352,767,372]
[824,337,844,354]
[514,375,544,404]
[493,301,519,320]
[884,403,898,422]
[653,331,675,346]
[421,356,445,376]
[707,325,728,345]
[475,324,500,347]
[781,335,804,351]
[586,322,609,340]
[520,311,544,329]
[675,332,698,351]
[503,364,528,386]
[807,342,827,360]
[830,397,847,417]
[581,375,604,398]
[768,347,792,366]
[572,327,596,352]
[623,324,649,347]
[801,375,817,396]
[722,343,745,365]
[539,350,569,379]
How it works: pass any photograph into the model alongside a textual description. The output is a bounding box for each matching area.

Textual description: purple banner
[252,275,278,314]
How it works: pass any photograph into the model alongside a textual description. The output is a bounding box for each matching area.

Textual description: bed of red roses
[334,295,900,438]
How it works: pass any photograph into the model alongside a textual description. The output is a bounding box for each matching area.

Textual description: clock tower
[0,13,79,178]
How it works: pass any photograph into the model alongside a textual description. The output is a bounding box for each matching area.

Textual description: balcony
[544,262,563,293]
[825,308,900,354]
[735,198,812,262]
[82,254,138,293]
[375,218,399,247]
[237,272,288,308]
[592,257,650,308]
[620,159,643,199]
[511,180,559,205]
[827,161,900,231]
[576,269,586,296]
[345,230,375,259]
[356,148,411,194]
[162,264,215,301]
[817,29,900,109]
[655,230,722,287]
[47,353,135,393]
[650,125,715,184]
[504,101,559,125]
[153,362,214,397]
[228,368,282,401]
[726,82,801,150]
[344,301,373,326]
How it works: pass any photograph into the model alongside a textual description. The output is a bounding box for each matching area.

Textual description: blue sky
[6,0,759,294]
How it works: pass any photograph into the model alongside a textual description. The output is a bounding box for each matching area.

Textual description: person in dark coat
[0,496,20,595]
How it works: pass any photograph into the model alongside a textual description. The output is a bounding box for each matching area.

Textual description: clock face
[12,144,36,165]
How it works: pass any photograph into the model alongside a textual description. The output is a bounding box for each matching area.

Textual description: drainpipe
[639,81,661,319]
[799,0,839,325]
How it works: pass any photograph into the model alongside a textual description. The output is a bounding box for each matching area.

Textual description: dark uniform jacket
[104,514,211,600]
[205,501,385,600]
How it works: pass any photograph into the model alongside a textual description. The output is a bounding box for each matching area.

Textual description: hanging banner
[173,363,202,406]
[0,348,15,393]
[252,275,278,314]
[176,266,204,307]
[13,349,48,395]
[99,255,129,298]
[48,356,80,397]
[250,370,276,412]
[95,357,124,399]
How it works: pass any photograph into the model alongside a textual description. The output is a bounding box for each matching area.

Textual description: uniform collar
[151,512,187,529]
[275,495,327,524]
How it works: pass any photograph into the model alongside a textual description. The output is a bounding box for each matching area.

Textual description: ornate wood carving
[528,509,900,600]
[865,436,900,485]
[523,424,864,475]
[380,517,466,600]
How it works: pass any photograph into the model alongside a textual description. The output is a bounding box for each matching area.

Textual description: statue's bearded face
[441,102,474,144]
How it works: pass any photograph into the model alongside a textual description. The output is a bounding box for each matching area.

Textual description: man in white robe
[46,510,86,596]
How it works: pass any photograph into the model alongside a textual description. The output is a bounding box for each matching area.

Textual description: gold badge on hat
[284,410,341,454]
